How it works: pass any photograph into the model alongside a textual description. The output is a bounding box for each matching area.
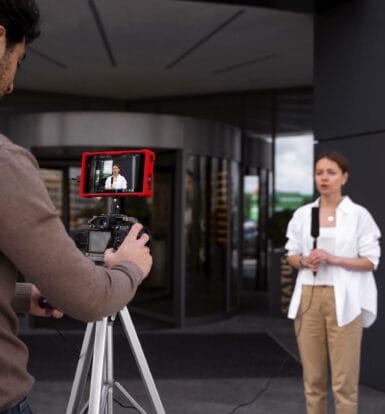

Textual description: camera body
[84,214,147,264]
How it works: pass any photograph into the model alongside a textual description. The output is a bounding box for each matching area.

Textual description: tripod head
[108,197,122,215]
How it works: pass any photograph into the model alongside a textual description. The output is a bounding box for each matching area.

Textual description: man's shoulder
[0,133,13,148]
[0,133,37,164]
[0,134,38,169]
[0,133,26,153]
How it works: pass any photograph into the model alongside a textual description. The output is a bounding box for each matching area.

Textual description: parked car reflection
[243,219,258,258]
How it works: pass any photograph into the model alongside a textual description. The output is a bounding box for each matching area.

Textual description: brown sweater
[0,135,145,410]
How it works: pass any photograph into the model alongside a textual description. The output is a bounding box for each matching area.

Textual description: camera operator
[0,1,152,413]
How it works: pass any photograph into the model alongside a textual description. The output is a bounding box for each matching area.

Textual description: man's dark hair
[0,0,40,49]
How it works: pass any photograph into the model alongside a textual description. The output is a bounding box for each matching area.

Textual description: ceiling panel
[14,0,313,99]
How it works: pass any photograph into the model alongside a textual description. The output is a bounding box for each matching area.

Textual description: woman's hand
[308,249,340,267]
[30,285,63,319]
[308,249,374,272]
[301,255,320,272]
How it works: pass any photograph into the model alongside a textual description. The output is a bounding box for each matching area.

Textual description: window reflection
[230,161,240,309]
[243,175,259,258]
[69,167,107,231]
[243,175,259,290]
[131,170,173,318]
[274,134,314,212]
[185,155,238,317]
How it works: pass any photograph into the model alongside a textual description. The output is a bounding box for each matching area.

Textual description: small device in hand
[38,298,53,309]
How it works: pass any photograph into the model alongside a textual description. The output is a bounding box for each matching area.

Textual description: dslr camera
[76,149,154,264]
[86,214,148,264]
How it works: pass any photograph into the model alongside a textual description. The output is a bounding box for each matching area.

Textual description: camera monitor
[80,149,155,198]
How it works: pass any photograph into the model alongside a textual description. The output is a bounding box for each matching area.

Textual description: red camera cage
[79,149,155,198]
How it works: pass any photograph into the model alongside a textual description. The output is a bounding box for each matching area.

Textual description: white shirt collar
[312,195,354,215]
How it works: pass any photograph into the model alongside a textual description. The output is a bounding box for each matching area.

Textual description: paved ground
[27,313,385,413]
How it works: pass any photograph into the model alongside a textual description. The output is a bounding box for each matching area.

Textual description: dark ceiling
[15,0,314,100]
[183,0,352,14]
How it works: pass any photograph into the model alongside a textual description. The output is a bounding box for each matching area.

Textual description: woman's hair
[0,0,41,48]
[314,151,350,174]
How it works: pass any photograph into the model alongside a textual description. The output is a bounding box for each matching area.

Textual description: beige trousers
[295,286,362,414]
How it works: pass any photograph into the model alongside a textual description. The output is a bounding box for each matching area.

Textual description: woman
[104,163,128,191]
[285,151,381,414]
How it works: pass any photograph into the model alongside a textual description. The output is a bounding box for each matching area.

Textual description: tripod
[66,306,166,414]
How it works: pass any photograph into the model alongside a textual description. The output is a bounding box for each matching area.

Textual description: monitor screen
[79,150,154,198]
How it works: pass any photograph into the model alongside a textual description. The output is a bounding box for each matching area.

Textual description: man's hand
[104,223,153,278]
[30,285,63,318]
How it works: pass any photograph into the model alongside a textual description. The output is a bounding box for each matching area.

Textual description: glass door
[242,166,269,292]
[242,174,259,290]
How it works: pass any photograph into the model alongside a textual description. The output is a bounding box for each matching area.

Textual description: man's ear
[0,26,6,55]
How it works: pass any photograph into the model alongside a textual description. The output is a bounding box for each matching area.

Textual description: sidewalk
[28,313,385,413]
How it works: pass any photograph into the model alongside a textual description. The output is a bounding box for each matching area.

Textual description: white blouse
[104,174,127,190]
[285,196,381,327]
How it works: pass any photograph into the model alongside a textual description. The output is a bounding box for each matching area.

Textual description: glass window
[185,155,231,317]
[243,175,259,258]
[69,167,108,232]
[131,169,174,319]
[274,134,314,212]
[230,161,240,309]
[242,174,259,290]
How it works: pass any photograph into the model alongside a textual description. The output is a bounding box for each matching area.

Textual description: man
[0,1,152,412]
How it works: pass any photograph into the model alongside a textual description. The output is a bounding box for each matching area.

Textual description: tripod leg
[106,316,115,414]
[118,308,166,414]
[100,387,109,414]
[114,382,147,414]
[89,317,108,414]
[66,322,96,414]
